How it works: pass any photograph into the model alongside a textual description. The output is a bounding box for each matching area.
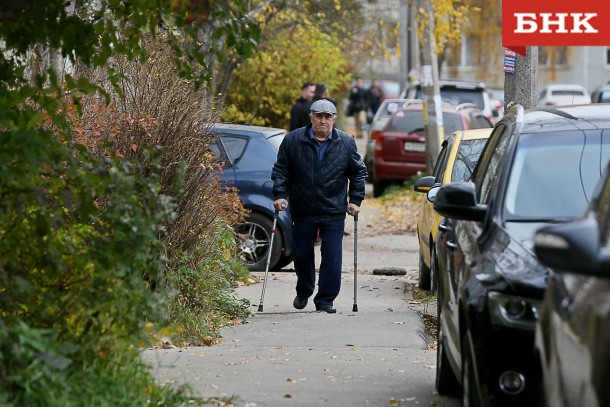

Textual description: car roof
[211,123,286,138]
[519,104,610,133]
[456,128,494,141]
[543,83,588,91]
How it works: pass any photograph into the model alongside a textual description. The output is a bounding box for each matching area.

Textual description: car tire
[273,253,293,270]
[235,212,283,271]
[418,252,431,291]
[436,288,461,396]
[372,177,388,197]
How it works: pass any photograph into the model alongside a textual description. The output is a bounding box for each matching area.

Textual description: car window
[433,141,450,182]
[474,124,511,205]
[551,89,585,96]
[267,134,285,151]
[220,136,248,164]
[504,130,610,220]
[209,139,232,168]
[469,113,493,128]
[386,111,424,133]
[443,113,464,135]
[451,138,488,182]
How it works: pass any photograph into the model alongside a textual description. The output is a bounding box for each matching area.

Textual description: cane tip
[352,304,358,312]
[258,304,263,312]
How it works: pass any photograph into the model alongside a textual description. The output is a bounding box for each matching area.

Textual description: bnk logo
[502,1,610,55]
[514,13,598,34]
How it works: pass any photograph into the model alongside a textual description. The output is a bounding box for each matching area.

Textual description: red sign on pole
[502,0,610,56]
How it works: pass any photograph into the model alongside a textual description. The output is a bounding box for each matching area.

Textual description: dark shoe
[315,304,336,314]
[293,295,308,310]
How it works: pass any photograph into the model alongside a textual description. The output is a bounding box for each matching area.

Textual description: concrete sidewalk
[143,269,440,406]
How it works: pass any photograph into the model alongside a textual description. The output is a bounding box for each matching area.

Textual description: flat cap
[310,99,337,115]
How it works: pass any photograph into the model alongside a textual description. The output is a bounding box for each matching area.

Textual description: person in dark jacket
[296,82,337,129]
[289,81,315,131]
[271,99,368,313]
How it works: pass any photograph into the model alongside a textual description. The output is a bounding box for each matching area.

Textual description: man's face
[303,85,315,101]
[310,112,336,137]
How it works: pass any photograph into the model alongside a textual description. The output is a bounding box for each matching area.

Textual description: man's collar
[308,127,333,141]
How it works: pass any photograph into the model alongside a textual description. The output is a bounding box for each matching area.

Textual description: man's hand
[274,199,288,211]
[347,203,360,216]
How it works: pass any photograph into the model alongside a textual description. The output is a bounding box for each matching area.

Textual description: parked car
[430,104,610,406]
[362,79,401,101]
[370,102,492,197]
[363,98,420,176]
[209,124,293,271]
[487,87,505,122]
[399,78,496,123]
[538,84,592,107]
[413,128,492,292]
[533,159,610,407]
[590,82,610,103]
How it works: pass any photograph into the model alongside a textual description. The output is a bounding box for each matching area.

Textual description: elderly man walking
[271,99,368,313]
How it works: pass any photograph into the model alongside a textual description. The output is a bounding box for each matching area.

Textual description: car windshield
[451,138,488,182]
[504,131,610,220]
[386,111,463,135]
[415,87,485,110]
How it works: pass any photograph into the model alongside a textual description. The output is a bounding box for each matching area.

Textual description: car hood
[486,222,550,298]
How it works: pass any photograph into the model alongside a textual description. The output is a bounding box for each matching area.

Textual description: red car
[370,103,492,197]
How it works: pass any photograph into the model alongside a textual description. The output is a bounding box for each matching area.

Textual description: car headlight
[487,292,541,331]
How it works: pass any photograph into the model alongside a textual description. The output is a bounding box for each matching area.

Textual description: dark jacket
[289,97,309,131]
[272,125,368,223]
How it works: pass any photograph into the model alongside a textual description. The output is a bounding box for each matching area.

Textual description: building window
[606,47,610,69]
[538,47,567,67]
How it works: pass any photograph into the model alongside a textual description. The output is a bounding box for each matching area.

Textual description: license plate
[404,142,425,152]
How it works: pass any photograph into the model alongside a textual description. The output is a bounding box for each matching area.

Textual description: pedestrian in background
[348,77,368,138]
[297,82,337,128]
[368,79,384,116]
[290,81,316,131]
[272,99,367,313]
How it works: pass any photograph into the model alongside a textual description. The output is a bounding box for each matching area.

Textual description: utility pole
[504,46,539,110]
[419,0,443,172]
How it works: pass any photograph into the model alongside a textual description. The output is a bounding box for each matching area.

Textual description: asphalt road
[142,127,460,406]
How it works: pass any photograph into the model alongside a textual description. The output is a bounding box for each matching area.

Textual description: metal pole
[352,212,359,312]
[257,206,283,312]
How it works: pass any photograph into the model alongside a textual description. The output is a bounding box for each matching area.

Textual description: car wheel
[372,177,387,197]
[435,287,461,396]
[418,252,431,290]
[273,253,293,270]
[235,212,283,271]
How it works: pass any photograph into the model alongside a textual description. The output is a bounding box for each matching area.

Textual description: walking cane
[348,207,359,312]
[258,202,286,312]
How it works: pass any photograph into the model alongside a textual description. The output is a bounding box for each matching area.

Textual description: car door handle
[438,222,450,232]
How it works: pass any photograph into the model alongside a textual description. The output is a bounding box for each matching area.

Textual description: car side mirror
[432,182,487,221]
[533,217,610,276]
[413,175,436,193]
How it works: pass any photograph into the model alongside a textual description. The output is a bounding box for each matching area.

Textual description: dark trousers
[292,219,345,306]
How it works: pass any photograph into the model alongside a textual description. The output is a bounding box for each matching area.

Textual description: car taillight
[373,131,383,153]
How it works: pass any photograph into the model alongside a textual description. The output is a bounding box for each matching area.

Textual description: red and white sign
[502,0,610,56]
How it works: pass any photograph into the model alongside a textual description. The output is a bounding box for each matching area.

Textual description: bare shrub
[81,37,243,264]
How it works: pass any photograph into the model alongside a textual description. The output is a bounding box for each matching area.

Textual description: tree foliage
[219,0,365,128]
[0,0,262,404]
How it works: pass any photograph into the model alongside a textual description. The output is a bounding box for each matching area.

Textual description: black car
[209,124,293,271]
[430,104,610,406]
[533,161,610,407]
